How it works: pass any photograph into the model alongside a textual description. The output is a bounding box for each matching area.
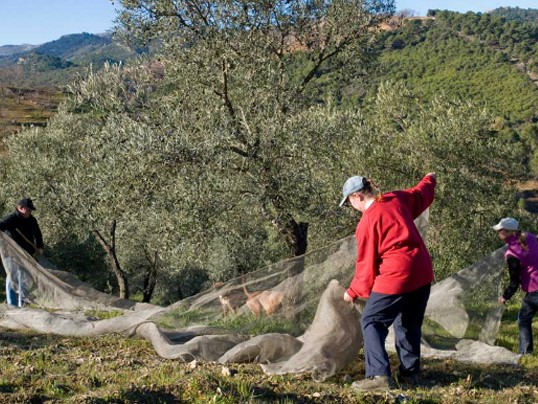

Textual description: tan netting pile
[0,210,520,382]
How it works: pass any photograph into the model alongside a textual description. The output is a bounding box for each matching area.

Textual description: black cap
[18,198,36,211]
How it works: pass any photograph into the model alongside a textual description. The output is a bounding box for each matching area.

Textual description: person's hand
[498,296,506,305]
[426,172,436,179]
[36,248,44,256]
[343,291,354,302]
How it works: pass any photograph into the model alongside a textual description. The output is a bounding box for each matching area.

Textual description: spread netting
[0,210,519,382]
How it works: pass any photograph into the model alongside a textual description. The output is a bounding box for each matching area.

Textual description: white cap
[492,217,519,231]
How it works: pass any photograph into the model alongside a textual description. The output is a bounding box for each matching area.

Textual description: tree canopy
[0,3,530,302]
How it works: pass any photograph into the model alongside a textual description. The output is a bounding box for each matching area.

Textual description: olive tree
[354,82,524,277]
[0,63,191,300]
[115,0,396,256]
[0,1,521,304]
[0,58,362,301]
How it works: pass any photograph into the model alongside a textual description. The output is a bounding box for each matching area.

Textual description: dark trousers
[518,290,538,354]
[360,283,431,378]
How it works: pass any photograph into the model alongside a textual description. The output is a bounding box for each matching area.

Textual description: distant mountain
[0,32,139,70]
[0,32,145,89]
[0,32,144,139]
[33,32,111,59]
[0,44,38,56]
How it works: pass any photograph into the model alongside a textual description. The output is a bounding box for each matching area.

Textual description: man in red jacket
[340,173,436,391]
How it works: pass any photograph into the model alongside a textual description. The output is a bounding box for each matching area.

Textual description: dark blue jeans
[518,290,538,354]
[360,283,431,378]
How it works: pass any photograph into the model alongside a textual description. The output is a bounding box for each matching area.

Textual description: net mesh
[0,210,520,382]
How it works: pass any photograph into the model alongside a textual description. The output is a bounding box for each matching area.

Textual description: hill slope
[353,9,538,172]
[0,32,141,139]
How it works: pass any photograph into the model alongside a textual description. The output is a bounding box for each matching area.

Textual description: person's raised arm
[403,173,437,219]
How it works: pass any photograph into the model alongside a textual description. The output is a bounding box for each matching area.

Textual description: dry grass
[0,322,537,403]
[0,279,537,402]
[0,85,62,143]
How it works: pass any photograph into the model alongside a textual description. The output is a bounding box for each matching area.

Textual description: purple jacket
[505,232,538,293]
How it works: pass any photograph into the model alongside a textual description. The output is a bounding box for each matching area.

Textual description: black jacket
[0,210,44,254]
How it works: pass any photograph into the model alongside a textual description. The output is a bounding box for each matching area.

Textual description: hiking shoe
[351,375,392,392]
[395,371,420,387]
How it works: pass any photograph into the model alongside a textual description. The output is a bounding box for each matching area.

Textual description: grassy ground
[0,329,537,404]
[0,310,537,403]
[1,277,537,403]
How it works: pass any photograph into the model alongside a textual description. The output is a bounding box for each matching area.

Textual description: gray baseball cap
[339,176,365,206]
[492,217,519,231]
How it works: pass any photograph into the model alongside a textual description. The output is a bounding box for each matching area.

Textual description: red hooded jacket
[346,175,436,299]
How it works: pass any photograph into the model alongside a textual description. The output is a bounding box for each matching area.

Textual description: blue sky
[397,0,538,16]
[0,0,537,46]
[0,0,118,46]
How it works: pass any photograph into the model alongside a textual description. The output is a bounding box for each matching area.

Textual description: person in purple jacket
[493,217,538,355]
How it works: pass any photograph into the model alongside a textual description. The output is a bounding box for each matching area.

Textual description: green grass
[83,309,125,320]
[496,295,538,356]
[157,307,223,329]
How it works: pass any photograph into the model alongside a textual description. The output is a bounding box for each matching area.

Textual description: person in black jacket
[0,198,44,306]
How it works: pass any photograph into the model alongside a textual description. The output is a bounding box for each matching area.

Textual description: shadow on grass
[420,358,538,390]
[0,383,16,394]
[0,329,66,351]
[114,388,184,404]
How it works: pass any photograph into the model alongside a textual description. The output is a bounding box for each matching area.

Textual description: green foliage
[370,11,538,175]
[108,0,396,261]
[377,28,538,124]
[0,68,523,301]
[359,82,523,277]
[489,7,538,23]
[45,233,112,293]
[7,52,74,71]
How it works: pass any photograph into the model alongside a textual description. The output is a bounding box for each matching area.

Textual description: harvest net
[0,210,520,382]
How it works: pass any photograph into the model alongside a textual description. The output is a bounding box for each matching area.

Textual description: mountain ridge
[0,32,136,69]
[0,44,38,56]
